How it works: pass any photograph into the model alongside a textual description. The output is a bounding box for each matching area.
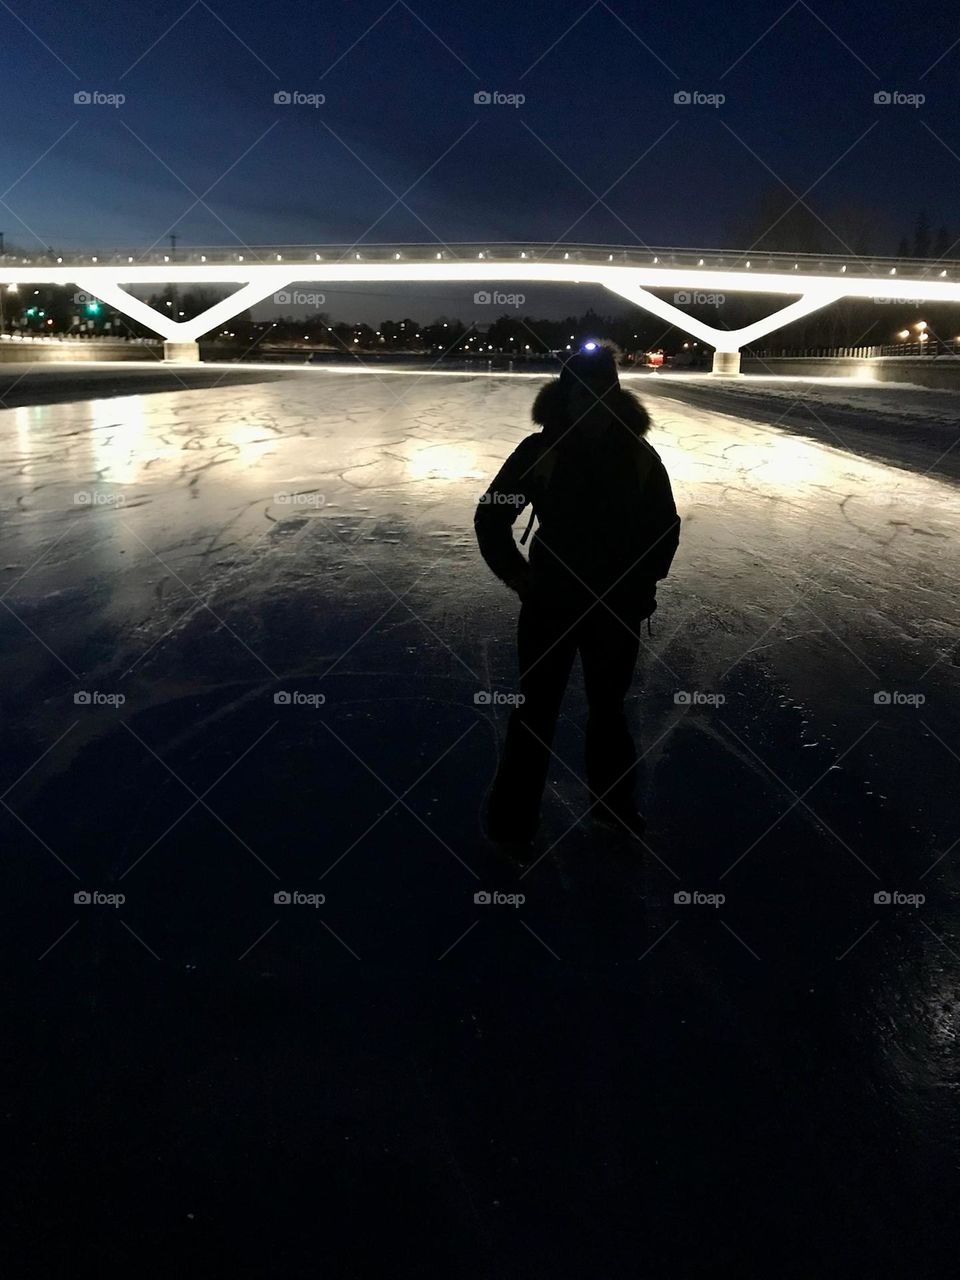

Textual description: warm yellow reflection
[89,396,148,485]
[406,443,486,482]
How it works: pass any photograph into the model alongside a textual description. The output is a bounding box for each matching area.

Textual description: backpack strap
[519,507,537,546]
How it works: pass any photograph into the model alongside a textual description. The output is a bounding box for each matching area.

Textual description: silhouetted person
[475,344,680,843]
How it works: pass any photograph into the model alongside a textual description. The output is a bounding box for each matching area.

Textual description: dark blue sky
[1,0,958,320]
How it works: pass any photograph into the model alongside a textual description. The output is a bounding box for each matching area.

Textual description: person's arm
[474,436,541,594]
[643,459,681,581]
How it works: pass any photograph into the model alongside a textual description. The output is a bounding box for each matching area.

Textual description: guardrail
[0,333,161,344]
[2,243,959,282]
[751,340,960,358]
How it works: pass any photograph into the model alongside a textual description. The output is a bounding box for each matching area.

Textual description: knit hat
[558,343,620,395]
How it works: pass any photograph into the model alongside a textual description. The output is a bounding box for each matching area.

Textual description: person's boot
[484,791,538,847]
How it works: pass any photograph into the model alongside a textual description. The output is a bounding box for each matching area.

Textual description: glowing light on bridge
[3,244,960,372]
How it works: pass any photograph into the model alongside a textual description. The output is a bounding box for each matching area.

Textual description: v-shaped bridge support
[602,277,845,375]
[66,262,847,371]
[72,270,290,361]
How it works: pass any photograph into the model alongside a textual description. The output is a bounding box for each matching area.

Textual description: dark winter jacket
[474,380,680,621]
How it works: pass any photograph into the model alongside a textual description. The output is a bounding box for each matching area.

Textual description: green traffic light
[85,302,100,315]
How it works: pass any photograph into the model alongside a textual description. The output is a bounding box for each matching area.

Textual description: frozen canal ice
[2,364,959,1276]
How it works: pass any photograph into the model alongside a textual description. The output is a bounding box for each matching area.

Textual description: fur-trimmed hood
[531,379,651,444]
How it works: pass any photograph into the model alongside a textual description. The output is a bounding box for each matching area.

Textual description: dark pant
[487,598,642,836]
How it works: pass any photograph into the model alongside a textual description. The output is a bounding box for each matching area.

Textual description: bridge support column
[163,340,201,364]
[711,349,741,377]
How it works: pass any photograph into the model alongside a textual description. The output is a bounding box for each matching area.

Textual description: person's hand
[636,584,658,621]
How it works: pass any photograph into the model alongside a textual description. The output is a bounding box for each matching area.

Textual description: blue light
[582,340,599,352]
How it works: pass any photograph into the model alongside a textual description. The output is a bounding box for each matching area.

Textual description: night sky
[1,0,958,322]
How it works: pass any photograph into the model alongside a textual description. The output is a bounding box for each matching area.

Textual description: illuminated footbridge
[3,242,958,372]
